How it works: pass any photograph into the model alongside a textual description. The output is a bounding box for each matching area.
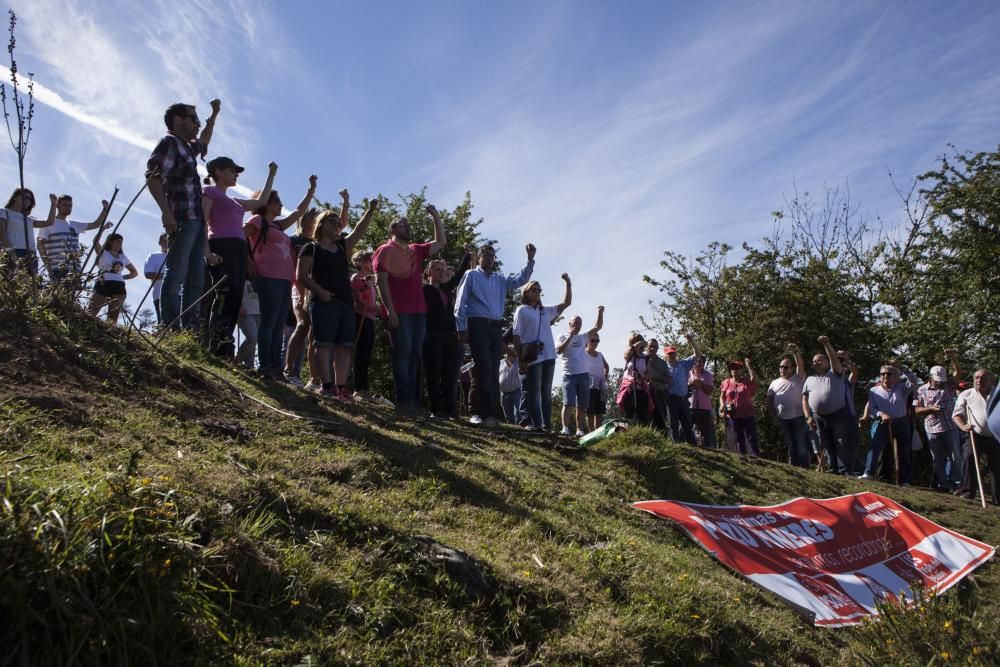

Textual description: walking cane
[969,431,988,509]
[890,424,901,486]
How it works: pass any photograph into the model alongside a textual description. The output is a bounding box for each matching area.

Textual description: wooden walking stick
[889,424,901,486]
[969,431,988,509]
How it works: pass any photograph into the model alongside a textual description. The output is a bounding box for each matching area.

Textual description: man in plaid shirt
[915,349,963,490]
[145,99,221,329]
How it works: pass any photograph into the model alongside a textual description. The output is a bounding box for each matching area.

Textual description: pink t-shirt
[688,368,715,410]
[352,272,377,320]
[246,215,295,282]
[372,241,432,315]
[721,378,759,418]
[203,186,246,239]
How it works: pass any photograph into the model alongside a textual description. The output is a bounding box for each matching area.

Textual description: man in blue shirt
[663,335,700,444]
[454,243,535,426]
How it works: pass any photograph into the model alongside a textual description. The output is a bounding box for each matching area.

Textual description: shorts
[587,388,607,416]
[562,372,590,407]
[94,279,126,298]
[309,298,355,347]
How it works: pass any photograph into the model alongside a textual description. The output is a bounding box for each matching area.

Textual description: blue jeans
[253,277,291,372]
[525,359,556,429]
[161,218,206,330]
[501,389,521,424]
[927,430,961,489]
[389,313,426,405]
[780,416,810,467]
[864,417,912,483]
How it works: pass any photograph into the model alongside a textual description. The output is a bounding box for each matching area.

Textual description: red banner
[632,492,995,627]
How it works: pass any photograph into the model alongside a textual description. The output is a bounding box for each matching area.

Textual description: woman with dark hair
[296,197,379,399]
[512,274,571,432]
[202,158,277,357]
[720,359,760,458]
[422,245,474,418]
[0,188,56,275]
[244,174,317,380]
[87,226,138,323]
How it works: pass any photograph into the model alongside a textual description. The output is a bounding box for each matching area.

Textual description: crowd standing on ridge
[3,98,999,507]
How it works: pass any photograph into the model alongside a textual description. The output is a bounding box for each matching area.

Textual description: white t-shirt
[768,374,806,419]
[582,350,607,387]
[512,304,560,367]
[499,359,521,393]
[0,208,40,251]
[97,250,130,282]
[557,332,591,375]
[143,251,167,299]
[954,388,993,438]
[242,280,260,316]
[38,218,87,269]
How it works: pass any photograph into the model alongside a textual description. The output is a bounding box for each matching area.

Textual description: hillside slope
[1,297,997,666]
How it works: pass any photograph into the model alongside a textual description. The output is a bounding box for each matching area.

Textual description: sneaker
[560,428,572,436]
[304,381,322,394]
[469,415,484,425]
[523,424,540,432]
[283,372,304,387]
[858,473,872,480]
[373,395,395,408]
[901,483,912,488]
[353,390,372,402]
[319,387,338,398]
[337,387,354,402]
[575,430,587,437]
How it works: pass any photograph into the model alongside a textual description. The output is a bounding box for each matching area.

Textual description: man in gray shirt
[801,335,855,475]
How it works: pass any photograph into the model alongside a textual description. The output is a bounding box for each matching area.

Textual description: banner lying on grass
[633,492,994,627]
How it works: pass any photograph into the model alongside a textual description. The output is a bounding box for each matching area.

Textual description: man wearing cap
[953,368,999,504]
[454,243,535,425]
[662,336,700,444]
[374,207,448,415]
[914,349,963,490]
[860,363,919,485]
[146,99,222,330]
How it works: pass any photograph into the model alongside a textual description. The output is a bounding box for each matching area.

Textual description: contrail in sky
[1,66,257,198]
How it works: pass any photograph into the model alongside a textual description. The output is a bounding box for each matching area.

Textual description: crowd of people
[2,99,998,507]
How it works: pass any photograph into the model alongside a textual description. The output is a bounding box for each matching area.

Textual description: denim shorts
[562,372,591,407]
[309,298,355,347]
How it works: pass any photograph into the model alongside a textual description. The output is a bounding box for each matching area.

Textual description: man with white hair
[860,363,919,485]
[953,368,999,504]
[556,306,604,436]
[914,349,962,490]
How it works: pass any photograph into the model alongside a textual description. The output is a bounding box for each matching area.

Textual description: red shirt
[721,378,759,418]
[351,272,377,320]
[372,241,432,315]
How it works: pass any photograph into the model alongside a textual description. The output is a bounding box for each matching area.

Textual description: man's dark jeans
[467,318,503,419]
[666,394,696,444]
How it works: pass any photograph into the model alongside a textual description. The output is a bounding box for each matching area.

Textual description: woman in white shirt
[512,274,571,432]
[87,230,138,323]
[0,188,56,275]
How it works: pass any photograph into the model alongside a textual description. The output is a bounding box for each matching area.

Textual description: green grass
[1,290,998,665]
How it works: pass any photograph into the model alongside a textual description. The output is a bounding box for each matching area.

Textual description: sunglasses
[879,372,897,376]
[779,365,792,369]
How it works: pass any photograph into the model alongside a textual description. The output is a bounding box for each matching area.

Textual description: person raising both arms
[245,174,318,380]
[145,98,221,330]
[202,158,278,357]
[0,189,56,276]
[296,196,379,400]
[38,193,112,285]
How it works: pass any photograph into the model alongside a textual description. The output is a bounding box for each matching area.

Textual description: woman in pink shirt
[244,174,317,379]
[202,157,276,357]
[720,359,760,458]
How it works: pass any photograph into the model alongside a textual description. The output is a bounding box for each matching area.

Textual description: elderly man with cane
[859,363,918,486]
[953,369,999,506]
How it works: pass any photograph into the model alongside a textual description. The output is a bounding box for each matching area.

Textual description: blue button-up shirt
[454,260,534,332]
[665,355,697,397]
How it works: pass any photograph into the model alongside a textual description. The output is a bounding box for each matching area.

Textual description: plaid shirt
[915,383,958,433]
[145,134,206,223]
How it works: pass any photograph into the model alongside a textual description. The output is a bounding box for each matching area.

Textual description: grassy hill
[2,291,998,666]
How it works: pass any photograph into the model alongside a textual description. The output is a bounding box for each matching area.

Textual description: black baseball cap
[206,156,245,175]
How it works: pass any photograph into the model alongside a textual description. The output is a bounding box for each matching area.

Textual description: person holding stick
[146,99,221,330]
[859,364,918,485]
[914,349,963,490]
[952,369,998,505]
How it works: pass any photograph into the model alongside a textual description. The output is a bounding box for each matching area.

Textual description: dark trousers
[424,331,460,416]
[207,237,246,357]
[814,406,855,475]
[959,433,1000,504]
[780,416,810,467]
[624,386,667,430]
[865,418,912,484]
[467,318,504,420]
[732,416,760,457]
[692,408,717,448]
[666,394,697,443]
[353,315,375,391]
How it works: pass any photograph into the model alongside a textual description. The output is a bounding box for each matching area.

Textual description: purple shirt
[203,185,247,239]
[688,368,714,410]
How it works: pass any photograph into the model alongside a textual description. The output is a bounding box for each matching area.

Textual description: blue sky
[4,0,1000,368]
